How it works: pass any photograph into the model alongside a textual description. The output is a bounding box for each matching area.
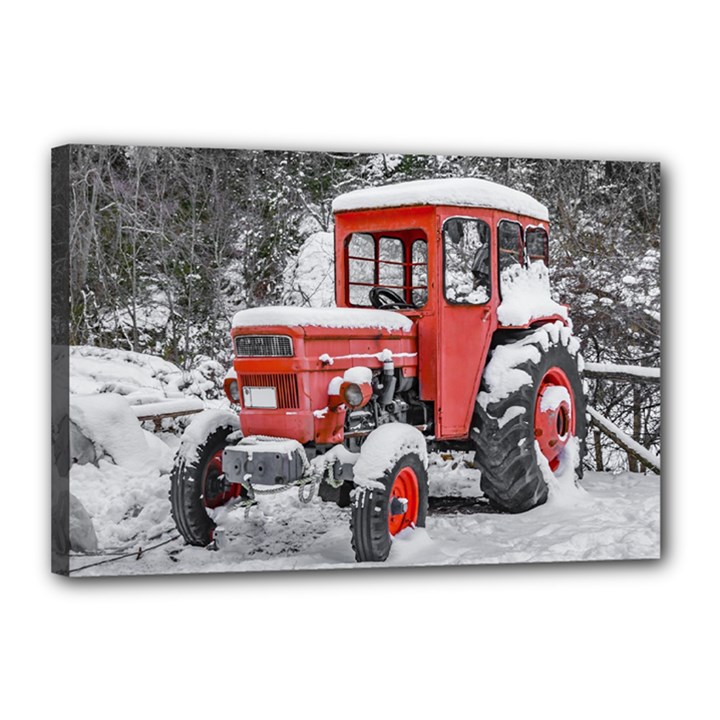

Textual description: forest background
[67,146,661,470]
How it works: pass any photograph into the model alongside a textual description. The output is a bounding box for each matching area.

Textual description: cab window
[378,236,404,289]
[443,217,491,305]
[347,233,375,306]
[346,230,428,308]
[498,220,523,270]
[525,227,549,265]
[411,239,428,307]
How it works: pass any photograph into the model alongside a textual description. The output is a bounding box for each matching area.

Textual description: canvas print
[51,146,661,576]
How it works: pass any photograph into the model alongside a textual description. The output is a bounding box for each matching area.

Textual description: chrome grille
[235,335,293,357]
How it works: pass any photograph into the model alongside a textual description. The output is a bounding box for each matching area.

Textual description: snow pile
[478,341,540,411]
[385,527,441,566]
[352,424,428,489]
[343,366,373,385]
[497,263,569,326]
[282,231,336,307]
[426,451,481,497]
[70,420,97,465]
[478,322,579,411]
[69,393,180,551]
[70,346,226,402]
[68,347,228,554]
[535,437,587,507]
[70,393,170,473]
[333,178,549,221]
[70,455,177,550]
[540,385,572,415]
[233,306,413,332]
[70,346,184,399]
[69,493,98,553]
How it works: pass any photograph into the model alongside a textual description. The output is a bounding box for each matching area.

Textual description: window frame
[344,229,429,308]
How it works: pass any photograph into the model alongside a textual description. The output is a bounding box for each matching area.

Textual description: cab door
[435,213,497,439]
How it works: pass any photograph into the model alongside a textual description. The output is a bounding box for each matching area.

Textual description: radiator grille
[235,335,293,357]
[239,373,299,409]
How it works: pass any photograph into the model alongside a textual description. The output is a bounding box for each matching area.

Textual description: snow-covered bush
[71,346,227,405]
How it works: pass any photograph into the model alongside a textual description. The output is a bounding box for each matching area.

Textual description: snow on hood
[332,178,549,221]
[232,306,413,332]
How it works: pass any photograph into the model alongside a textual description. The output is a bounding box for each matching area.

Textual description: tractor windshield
[345,230,428,309]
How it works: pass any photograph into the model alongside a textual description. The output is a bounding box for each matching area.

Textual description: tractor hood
[232,306,414,335]
[229,306,418,446]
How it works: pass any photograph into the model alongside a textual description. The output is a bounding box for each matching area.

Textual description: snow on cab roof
[332,177,549,221]
[232,306,413,332]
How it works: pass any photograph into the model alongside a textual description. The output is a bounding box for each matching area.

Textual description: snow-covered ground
[67,346,660,576]
[69,452,660,576]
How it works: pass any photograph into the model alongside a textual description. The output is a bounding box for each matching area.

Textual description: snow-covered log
[132,398,205,429]
[584,362,661,384]
[587,406,660,474]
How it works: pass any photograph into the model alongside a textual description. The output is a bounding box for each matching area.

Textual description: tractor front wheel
[170,418,245,546]
[350,452,428,562]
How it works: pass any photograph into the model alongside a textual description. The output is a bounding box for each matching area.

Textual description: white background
[1,3,715,718]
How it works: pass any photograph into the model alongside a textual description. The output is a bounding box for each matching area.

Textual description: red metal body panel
[231,323,417,444]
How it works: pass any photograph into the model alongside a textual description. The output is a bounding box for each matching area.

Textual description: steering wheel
[368,287,414,310]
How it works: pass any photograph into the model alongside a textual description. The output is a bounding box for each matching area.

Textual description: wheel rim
[201,449,239,509]
[388,467,420,536]
[534,367,576,472]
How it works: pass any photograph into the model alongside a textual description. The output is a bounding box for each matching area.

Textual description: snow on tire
[170,411,242,547]
[471,322,587,513]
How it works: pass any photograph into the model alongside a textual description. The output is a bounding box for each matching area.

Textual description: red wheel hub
[388,467,420,536]
[534,368,576,472]
[201,449,242,509]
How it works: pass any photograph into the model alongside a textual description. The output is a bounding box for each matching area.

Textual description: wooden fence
[584,362,661,474]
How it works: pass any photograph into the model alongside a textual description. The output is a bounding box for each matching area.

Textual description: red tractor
[170,178,587,562]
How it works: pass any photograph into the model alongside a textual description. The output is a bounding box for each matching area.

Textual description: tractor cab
[331,178,565,438]
[332,177,552,316]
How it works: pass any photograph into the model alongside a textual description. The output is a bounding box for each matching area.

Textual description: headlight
[343,383,364,407]
[340,381,373,409]
[224,377,240,403]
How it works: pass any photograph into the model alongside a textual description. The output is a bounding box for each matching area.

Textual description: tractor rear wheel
[350,452,428,562]
[170,419,245,546]
[471,324,587,513]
